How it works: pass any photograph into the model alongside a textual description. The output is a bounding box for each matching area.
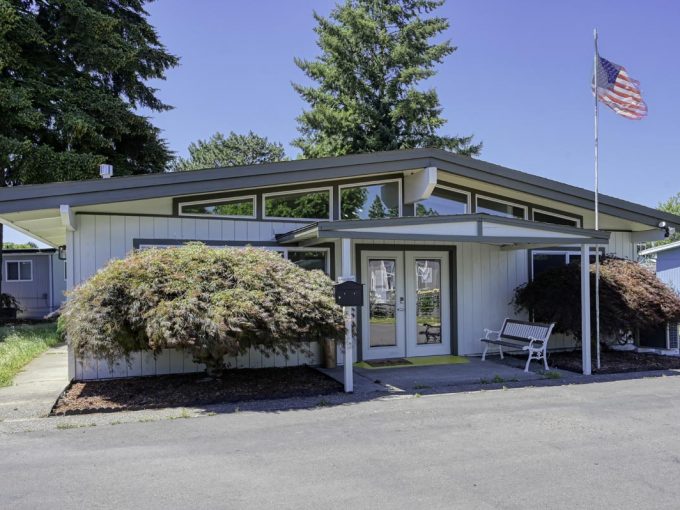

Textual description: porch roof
[276,213,611,249]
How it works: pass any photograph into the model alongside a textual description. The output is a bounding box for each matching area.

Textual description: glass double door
[361,251,451,360]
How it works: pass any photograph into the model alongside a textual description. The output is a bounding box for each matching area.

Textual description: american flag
[594,56,647,120]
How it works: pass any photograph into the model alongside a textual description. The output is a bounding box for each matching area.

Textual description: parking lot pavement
[2,373,680,509]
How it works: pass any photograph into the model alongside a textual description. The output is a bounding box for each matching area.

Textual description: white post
[581,243,592,375]
[340,238,354,393]
[593,28,601,370]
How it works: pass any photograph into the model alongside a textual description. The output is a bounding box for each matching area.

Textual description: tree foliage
[173,131,287,171]
[514,257,680,342]
[293,0,481,158]
[3,241,37,249]
[656,192,680,244]
[61,244,345,376]
[264,189,331,220]
[0,0,178,183]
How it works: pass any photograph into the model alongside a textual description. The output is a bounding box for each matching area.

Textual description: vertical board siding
[71,214,321,380]
[71,213,637,378]
[455,243,529,356]
[607,232,634,260]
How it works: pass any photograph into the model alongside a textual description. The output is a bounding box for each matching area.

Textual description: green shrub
[61,244,345,376]
[0,293,22,311]
[514,256,680,342]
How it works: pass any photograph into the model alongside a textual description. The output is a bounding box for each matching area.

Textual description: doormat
[364,358,412,368]
[356,355,469,369]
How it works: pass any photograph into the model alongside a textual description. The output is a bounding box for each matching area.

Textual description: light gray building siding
[2,249,66,318]
[656,246,680,294]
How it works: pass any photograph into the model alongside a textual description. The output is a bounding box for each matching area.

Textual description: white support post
[581,244,592,375]
[340,238,354,393]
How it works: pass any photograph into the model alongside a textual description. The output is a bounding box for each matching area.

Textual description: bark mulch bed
[550,350,680,374]
[52,366,342,416]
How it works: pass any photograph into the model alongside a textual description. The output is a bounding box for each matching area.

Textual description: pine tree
[0,0,178,184]
[0,0,176,303]
[293,0,481,158]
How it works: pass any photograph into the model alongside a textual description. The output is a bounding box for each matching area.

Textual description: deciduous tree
[173,131,287,171]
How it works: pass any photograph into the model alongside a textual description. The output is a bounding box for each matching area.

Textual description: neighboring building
[2,248,67,318]
[638,240,680,351]
[0,148,677,382]
[639,240,680,292]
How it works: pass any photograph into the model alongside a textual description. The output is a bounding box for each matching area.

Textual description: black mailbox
[334,281,364,307]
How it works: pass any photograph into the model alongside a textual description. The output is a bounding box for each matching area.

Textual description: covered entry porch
[277,214,611,392]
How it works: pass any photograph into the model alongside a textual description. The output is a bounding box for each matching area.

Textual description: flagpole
[593,28,601,370]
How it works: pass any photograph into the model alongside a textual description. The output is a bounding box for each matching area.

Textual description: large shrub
[514,256,680,342]
[61,244,345,375]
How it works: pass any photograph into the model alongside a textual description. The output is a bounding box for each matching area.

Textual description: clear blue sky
[8,0,680,245]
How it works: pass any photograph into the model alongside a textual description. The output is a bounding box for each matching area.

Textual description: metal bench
[420,323,441,344]
[481,319,555,372]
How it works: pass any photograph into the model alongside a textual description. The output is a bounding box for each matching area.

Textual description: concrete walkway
[320,356,573,395]
[0,344,69,421]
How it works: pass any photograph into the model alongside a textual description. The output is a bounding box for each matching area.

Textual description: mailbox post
[334,279,363,393]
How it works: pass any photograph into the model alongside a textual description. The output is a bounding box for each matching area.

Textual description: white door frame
[404,251,451,357]
[361,251,406,360]
[360,249,452,361]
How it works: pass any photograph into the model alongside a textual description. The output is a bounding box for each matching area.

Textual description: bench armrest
[483,329,501,340]
[522,336,547,351]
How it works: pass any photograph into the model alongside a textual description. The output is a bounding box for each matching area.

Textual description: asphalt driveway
[2,373,680,509]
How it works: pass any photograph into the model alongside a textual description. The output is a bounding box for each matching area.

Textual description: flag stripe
[599,90,644,107]
[604,90,646,109]
[611,87,642,101]
[599,99,643,119]
[598,95,646,118]
[599,96,647,113]
[598,93,646,113]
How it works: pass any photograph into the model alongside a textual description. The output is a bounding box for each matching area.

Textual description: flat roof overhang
[0,148,677,230]
[276,214,611,249]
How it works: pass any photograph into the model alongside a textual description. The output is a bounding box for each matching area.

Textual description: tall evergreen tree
[0,0,176,303]
[293,0,480,158]
[173,131,286,171]
[0,0,178,184]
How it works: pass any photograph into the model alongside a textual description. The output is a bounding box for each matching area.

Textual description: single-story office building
[0,148,678,385]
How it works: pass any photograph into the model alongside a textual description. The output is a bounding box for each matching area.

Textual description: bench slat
[501,320,552,342]
[480,339,532,349]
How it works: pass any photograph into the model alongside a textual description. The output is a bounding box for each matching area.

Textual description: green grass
[369,317,396,325]
[543,370,562,379]
[56,422,95,430]
[0,324,60,387]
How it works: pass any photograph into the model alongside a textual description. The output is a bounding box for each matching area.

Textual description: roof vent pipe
[99,164,113,179]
